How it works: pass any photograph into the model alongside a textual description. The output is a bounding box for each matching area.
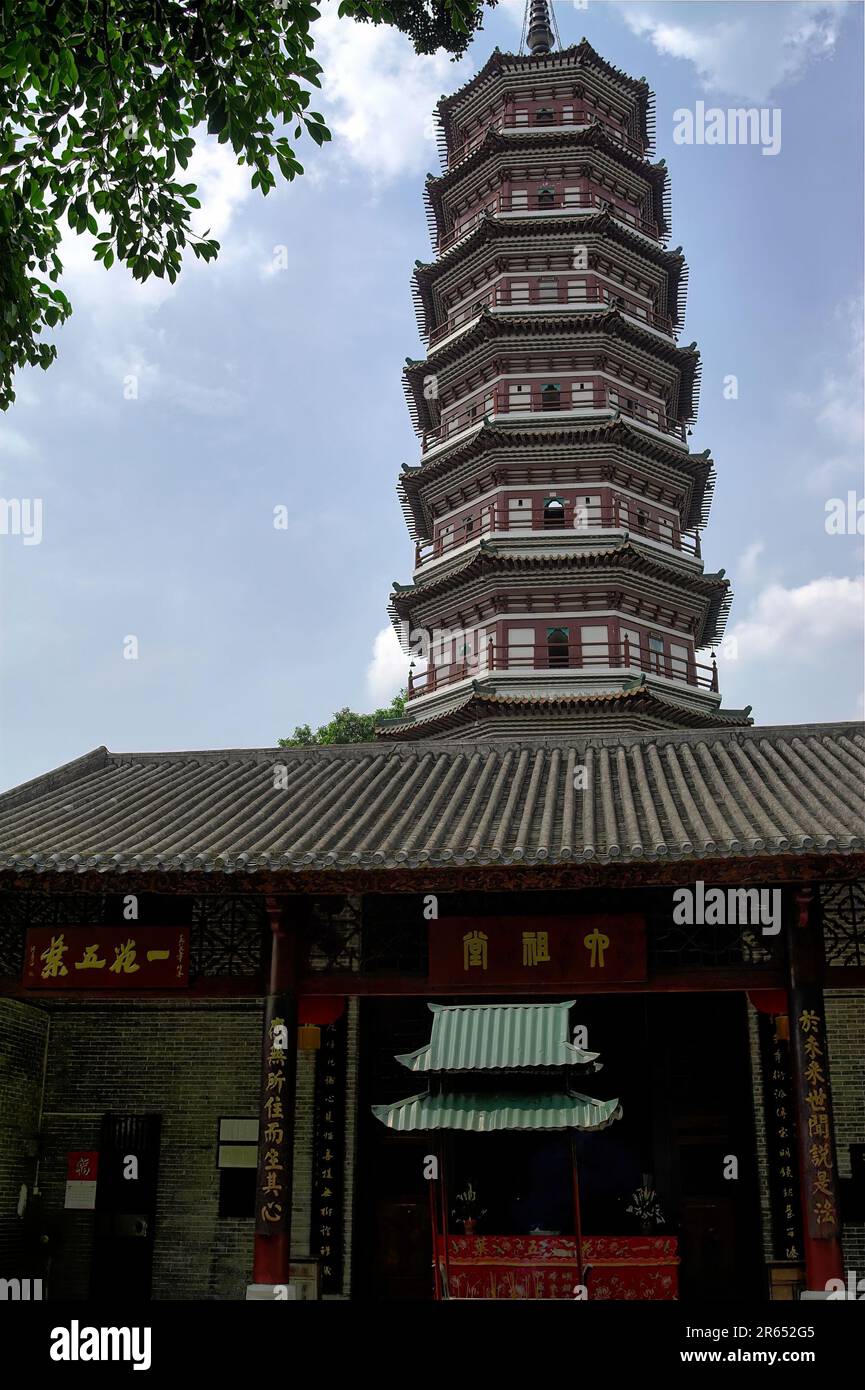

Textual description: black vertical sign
[311,1013,347,1294]
[758,1015,803,1261]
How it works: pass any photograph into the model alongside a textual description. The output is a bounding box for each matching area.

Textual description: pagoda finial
[524,0,556,56]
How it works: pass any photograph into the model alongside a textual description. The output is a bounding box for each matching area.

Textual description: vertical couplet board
[310,1012,348,1293]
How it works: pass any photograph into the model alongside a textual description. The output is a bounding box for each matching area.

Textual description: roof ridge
[0,746,110,809]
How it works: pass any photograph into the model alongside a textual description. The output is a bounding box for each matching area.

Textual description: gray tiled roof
[0,724,862,875]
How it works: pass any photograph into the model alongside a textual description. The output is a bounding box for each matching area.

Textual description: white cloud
[619,1,844,102]
[366,624,409,703]
[57,132,254,323]
[727,574,864,662]
[791,297,864,492]
[738,539,764,581]
[0,427,37,459]
[812,299,865,448]
[186,137,253,245]
[312,7,475,182]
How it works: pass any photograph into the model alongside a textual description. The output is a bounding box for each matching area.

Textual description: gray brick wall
[0,998,49,1276]
[37,998,263,1300]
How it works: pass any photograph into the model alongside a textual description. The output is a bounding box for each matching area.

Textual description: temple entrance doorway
[353,992,763,1301]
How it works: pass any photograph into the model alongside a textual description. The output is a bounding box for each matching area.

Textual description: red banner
[23,926,189,989]
[429,916,646,986]
[437,1235,677,1300]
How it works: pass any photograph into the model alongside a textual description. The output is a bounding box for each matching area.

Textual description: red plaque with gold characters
[22,926,189,989]
[428,916,646,986]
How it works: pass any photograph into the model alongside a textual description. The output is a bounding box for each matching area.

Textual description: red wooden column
[784,885,844,1292]
[252,896,304,1287]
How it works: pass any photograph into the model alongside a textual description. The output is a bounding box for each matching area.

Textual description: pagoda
[380,3,752,741]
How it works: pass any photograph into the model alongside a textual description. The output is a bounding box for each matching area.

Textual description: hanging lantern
[298,1022,321,1052]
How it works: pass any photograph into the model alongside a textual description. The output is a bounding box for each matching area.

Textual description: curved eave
[437,40,654,153]
[407,308,700,424]
[390,541,730,636]
[413,213,687,339]
[372,1089,622,1133]
[377,687,754,739]
[428,123,668,221]
[397,423,715,537]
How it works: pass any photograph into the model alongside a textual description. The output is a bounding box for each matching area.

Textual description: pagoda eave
[377,685,752,742]
[436,39,654,152]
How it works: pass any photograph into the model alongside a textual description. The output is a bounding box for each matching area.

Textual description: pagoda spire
[525,0,556,55]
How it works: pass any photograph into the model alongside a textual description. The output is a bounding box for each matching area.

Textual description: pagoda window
[543,498,566,528]
[580,624,609,667]
[535,107,555,124]
[541,382,561,410]
[508,383,533,414]
[670,642,690,682]
[508,496,533,529]
[648,634,666,675]
[537,186,556,207]
[538,278,558,303]
[546,626,570,669]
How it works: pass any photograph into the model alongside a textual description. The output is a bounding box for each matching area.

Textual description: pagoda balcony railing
[407,639,719,700]
[423,386,687,452]
[448,110,648,167]
[428,282,673,348]
[439,191,660,254]
[414,505,701,568]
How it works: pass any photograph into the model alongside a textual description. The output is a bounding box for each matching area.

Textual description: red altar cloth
[436,1234,678,1300]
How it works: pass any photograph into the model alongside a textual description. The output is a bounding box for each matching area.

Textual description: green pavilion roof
[372,1090,622,1134]
[395,1002,598,1073]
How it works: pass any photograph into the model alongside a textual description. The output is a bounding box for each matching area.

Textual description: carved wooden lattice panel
[820,882,865,967]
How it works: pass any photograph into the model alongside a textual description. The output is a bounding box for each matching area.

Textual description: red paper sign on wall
[67,1151,98,1182]
[429,916,647,986]
[23,926,189,989]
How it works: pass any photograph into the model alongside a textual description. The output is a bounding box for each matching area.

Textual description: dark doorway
[648,994,763,1301]
[354,999,435,1299]
[90,1113,161,1301]
[354,993,763,1301]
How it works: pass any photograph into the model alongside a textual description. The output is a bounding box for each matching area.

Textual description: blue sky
[0,0,862,791]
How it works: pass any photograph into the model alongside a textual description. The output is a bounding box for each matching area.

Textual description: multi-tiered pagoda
[381,6,751,741]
